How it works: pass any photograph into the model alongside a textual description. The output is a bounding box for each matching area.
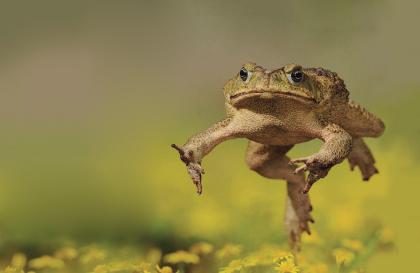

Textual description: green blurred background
[0,1,419,272]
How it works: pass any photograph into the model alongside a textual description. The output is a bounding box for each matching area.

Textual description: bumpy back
[305,67,384,138]
[304,67,350,106]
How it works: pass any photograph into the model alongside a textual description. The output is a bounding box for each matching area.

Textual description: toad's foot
[285,193,314,251]
[347,139,378,181]
[288,192,315,235]
[290,155,330,194]
[171,144,205,195]
[348,154,378,181]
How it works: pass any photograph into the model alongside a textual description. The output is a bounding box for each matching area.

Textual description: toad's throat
[230,90,316,103]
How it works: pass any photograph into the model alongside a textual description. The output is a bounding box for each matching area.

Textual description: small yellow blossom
[341,239,364,252]
[55,247,78,260]
[218,259,244,273]
[190,242,214,255]
[155,265,179,273]
[274,259,299,273]
[215,244,242,260]
[29,255,65,269]
[333,248,355,265]
[10,253,27,269]
[163,250,199,264]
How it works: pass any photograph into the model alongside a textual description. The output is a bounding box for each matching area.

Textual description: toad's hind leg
[347,138,379,181]
[245,141,313,250]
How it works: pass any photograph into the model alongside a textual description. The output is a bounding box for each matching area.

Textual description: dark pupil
[291,70,303,82]
[239,68,248,81]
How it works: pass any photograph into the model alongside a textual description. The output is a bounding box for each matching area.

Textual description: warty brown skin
[171,62,385,249]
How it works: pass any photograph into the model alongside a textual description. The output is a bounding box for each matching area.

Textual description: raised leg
[347,138,378,181]
[245,141,313,250]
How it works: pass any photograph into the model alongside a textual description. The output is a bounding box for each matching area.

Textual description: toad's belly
[246,125,313,146]
[234,109,317,146]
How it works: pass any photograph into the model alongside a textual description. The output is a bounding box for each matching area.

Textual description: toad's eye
[239,67,249,81]
[288,69,304,84]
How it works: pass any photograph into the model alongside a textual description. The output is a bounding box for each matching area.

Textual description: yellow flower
[274,259,299,273]
[155,265,179,273]
[10,253,27,269]
[28,255,65,269]
[215,244,242,260]
[219,257,260,273]
[190,242,214,255]
[333,248,355,265]
[163,250,199,264]
[54,247,78,260]
[341,239,364,252]
[218,259,244,273]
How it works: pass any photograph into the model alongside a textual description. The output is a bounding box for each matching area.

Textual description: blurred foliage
[0,226,395,273]
[0,0,419,272]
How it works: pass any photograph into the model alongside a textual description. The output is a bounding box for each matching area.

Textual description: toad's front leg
[290,123,352,193]
[171,117,242,194]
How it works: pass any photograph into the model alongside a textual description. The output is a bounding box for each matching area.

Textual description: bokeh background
[0,1,419,272]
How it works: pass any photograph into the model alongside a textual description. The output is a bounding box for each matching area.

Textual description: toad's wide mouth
[230,90,316,104]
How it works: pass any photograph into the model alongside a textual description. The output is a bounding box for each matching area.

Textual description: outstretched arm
[171,117,241,194]
[290,123,352,193]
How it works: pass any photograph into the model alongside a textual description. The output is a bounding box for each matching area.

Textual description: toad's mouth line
[230,90,316,103]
